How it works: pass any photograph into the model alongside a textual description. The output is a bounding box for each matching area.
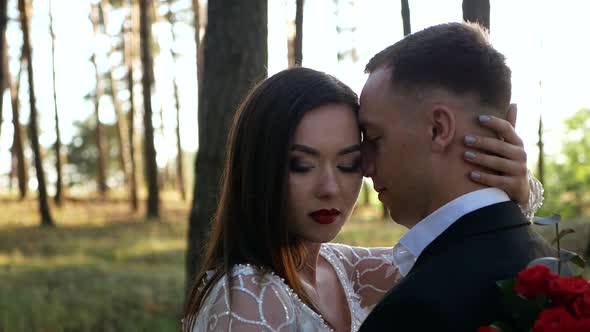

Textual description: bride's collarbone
[301,261,352,331]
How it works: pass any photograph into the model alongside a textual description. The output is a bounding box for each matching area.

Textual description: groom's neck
[424,167,489,221]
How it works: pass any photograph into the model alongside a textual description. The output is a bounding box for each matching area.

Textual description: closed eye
[338,158,361,173]
[366,136,382,145]
[289,158,314,173]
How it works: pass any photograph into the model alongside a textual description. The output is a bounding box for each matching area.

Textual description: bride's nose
[315,168,340,198]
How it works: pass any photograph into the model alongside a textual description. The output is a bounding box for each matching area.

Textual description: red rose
[534,307,577,332]
[477,326,499,332]
[574,292,590,318]
[549,276,590,306]
[514,264,557,298]
[575,318,590,331]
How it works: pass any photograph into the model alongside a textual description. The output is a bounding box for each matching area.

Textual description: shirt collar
[399,188,511,260]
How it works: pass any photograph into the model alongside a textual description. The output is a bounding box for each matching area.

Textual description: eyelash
[289,158,361,174]
[337,161,361,173]
[289,159,312,173]
[365,136,382,148]
[366,136,381,143]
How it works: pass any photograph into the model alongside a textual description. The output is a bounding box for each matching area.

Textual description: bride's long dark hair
[183,67,359,330]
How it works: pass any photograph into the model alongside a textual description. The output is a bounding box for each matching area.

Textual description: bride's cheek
[345,175,364,205]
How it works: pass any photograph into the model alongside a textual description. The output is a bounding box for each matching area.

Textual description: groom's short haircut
[365,22,511,115]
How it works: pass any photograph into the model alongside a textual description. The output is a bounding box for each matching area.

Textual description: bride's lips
[309,209,341,225]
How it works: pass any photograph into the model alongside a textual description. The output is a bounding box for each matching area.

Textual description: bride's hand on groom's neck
[462,107,530,205]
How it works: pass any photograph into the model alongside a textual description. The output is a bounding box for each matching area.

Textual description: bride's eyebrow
[290,144,319,156]
[290,144,360,156]
[338,145,361,155]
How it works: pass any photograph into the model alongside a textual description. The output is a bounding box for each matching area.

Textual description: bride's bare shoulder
[195,265,297,331]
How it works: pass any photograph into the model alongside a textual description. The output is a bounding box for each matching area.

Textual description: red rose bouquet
[479,215,588,332]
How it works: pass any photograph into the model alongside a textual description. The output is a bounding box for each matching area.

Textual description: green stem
[556,223,561,275]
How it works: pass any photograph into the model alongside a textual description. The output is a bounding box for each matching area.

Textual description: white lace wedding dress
[192,243,398,332]
[190,173,544,331]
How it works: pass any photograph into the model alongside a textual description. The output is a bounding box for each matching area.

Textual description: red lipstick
[309,209,341,225]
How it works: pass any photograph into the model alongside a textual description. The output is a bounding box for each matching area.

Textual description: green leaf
[491,321,515,332]
[527,257,561,274]
[551,228,576,245]
[533,214,561,226]
[496,279,549,331]
[559,249,587,269]
[527,257,577,277]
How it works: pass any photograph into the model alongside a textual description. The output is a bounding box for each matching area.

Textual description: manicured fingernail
[465,151,477,160]
[479,115,491,123]
[464,135,477,145]
[471,171,481,180]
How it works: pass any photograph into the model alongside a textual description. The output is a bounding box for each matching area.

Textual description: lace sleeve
[325,243,401,309]
[191,268,297,332]
[519,169,545,221]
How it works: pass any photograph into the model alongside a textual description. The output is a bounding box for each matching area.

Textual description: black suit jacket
[358,201,555,332]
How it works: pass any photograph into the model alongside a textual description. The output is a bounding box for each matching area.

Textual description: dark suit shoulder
[359,225,554,332]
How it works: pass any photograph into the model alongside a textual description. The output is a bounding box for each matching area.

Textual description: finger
[464,151,527,176]
[469,171,513,189]
[478,115,523,146]
[464,135,527,162]
[469,171,526,202]
[507,103,517,127]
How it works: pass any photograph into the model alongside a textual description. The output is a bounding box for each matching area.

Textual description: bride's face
[286,103,363,243]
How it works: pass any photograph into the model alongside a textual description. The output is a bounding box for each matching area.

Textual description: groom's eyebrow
[359,120,374,131]
[359,121,373,132]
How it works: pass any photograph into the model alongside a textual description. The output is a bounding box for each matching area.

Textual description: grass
[0,195,188,332]
[2,193,589,331]
[0,194,402,332]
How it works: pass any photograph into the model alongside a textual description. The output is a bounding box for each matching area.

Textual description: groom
[358,22,554,331]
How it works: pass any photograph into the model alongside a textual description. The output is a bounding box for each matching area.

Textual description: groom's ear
[429,106,455,153]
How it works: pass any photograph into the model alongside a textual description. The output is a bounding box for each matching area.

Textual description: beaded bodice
[191,243,399,332]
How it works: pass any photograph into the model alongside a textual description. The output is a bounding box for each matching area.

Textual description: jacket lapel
[407,201,531,276]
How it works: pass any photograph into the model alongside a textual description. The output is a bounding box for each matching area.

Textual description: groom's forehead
[362,68,392,98]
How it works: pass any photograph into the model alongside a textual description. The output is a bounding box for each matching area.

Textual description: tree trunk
[100,0,132,191]
[18,0,54,226]
[0,0,7,138]
[7,50,27,199]
[90,3,108,195]
[192,0,203,99]
[125,0,139,211]
[139,0,159,218]
[49,0,64,206]
[401,0,411,36]
[94,87,108,195]
[165,0,186,201]
[537,115,545,185]
[174,103,185,200]
[335,0,358,63]
[462,0,490,30]
[157,103,167,191]
[294,0,303,66]
[185,0,268,294]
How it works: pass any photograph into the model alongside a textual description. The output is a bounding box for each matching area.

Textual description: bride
[183,67,542,332]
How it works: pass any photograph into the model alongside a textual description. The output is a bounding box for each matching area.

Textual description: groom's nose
[361,145,376,177]
[362,160,376,177]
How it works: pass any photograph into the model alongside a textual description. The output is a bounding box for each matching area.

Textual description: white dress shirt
[392,188,511,277]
